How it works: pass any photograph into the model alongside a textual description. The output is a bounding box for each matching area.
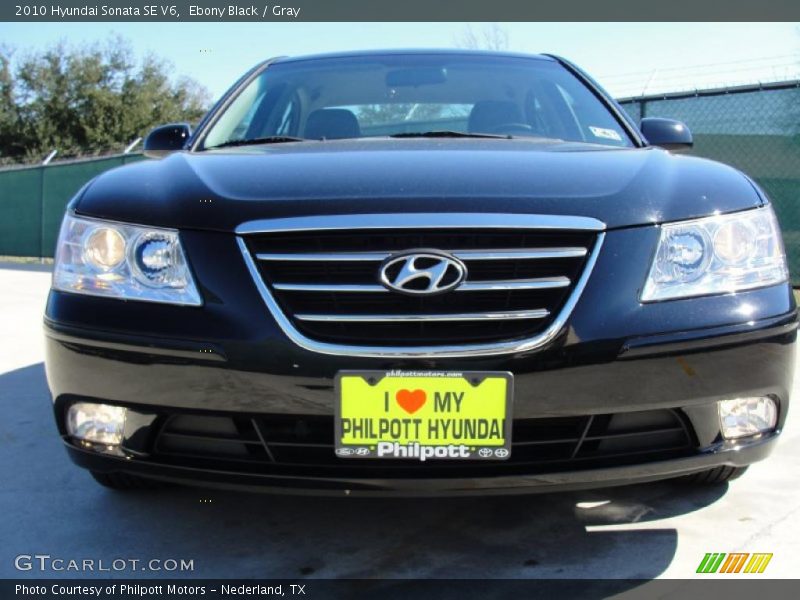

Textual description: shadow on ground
[0,363,728,590]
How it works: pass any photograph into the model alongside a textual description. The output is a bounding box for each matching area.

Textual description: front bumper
[45,303,797,496]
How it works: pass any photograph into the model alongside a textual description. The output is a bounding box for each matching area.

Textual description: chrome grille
[237,214,605,357]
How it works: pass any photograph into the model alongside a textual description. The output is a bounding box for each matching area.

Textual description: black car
[45,50,795,495]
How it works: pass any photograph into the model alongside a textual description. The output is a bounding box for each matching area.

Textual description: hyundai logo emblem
[379,250,467,296]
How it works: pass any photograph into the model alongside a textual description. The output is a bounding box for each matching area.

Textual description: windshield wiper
[204,136,309,150]
[389,130,512,140]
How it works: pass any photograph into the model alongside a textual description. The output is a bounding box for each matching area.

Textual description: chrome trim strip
[455,248,588,260]
[237,213,606,235]
[272,277,570,293]
[294,310,549,323]
[460,277,570,291]
[256,248,588,262]
[237,231,605,358]
[274,283,387,292]
[258,252,390,262]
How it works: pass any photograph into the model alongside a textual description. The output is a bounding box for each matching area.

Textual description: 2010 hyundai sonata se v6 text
[44,50,796,495]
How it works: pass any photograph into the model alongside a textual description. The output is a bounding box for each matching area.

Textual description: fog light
[67,402,127,445]
[718,397,777,439]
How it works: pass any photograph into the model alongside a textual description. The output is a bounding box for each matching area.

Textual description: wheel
[90,471,162,490]
[683,466,748,485]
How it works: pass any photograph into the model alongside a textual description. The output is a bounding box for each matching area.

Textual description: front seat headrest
[304,109,361,140]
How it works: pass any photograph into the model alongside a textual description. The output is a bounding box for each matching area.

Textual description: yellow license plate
[334,371,513,461]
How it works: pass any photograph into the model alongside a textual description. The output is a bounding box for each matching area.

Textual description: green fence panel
[0,153,145,258]
[42,156,127,257]
[0,166,43,257]
[621,100,642,123]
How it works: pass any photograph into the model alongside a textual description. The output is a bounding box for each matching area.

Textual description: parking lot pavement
[1,262,799,585]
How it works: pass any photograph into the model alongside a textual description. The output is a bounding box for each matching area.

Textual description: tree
[0,46,23,159]
[0,36,210,164]
[455,24,511,51]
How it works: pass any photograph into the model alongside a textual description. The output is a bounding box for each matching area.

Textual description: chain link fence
[619,81,800,284]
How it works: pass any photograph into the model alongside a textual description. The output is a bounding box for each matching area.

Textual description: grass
[0,255,53,264]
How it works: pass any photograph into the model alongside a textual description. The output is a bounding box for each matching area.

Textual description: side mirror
[143,123,191,158]
[640,118,693,152]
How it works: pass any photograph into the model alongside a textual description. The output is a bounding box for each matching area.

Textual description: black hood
[75,138,763,231]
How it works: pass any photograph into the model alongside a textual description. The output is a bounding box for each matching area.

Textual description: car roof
[271,49,556,65]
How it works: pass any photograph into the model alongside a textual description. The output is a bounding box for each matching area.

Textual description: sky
[0,22,798,100]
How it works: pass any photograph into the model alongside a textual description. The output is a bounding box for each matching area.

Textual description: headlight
[53,213,202,306]
[642,206,788,302]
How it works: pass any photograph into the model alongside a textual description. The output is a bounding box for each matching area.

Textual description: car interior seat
[304,109,362,140]
[467,100,526,133]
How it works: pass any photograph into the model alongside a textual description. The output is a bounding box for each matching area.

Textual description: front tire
[90,471,161,490]
[684,466,748,485]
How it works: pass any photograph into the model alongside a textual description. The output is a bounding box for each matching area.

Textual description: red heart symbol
[396,389,427,414]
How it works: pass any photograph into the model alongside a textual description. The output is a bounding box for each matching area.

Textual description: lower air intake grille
[152,409,695,478]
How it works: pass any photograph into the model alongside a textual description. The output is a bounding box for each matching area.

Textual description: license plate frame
[334,370,513,461]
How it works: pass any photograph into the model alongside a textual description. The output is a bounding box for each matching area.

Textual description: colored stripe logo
[697,553,773,574]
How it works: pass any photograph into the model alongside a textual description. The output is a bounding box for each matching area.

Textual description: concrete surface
[1,262,799,585]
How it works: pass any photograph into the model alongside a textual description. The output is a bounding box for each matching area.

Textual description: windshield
[200,54,633,149]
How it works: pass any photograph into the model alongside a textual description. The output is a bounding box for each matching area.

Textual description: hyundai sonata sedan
[44,50,796,495]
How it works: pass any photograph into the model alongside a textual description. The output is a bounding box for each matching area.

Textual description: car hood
[76,138,763,231]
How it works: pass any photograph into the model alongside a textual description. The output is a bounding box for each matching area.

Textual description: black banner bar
[3,579,799,600]
[2,0,800,22]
